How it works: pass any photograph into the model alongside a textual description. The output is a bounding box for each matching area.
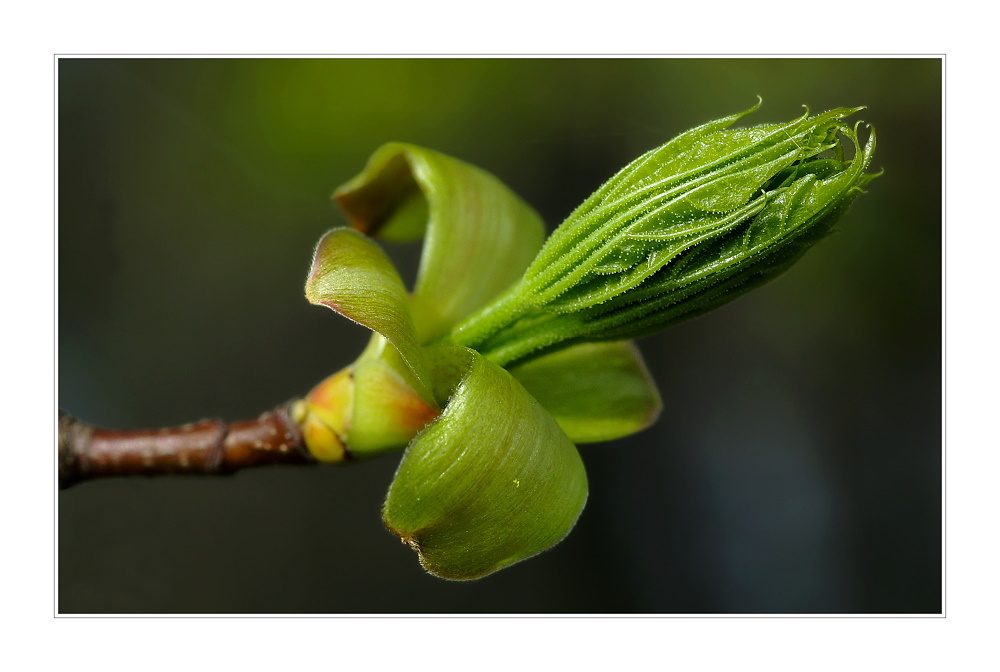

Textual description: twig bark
[58,402,315,489]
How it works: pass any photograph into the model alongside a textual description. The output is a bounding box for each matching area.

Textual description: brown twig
[58,402,315,489]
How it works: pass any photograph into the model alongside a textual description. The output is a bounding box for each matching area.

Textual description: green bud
[302,105,880,580]
[448,102,880,367]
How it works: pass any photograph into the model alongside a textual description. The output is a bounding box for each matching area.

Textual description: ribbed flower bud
[448,102,880,367]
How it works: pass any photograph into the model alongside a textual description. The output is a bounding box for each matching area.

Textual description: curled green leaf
[334,143,546,343]
[383,344,588,580]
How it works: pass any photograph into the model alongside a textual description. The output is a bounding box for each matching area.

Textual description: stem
[445,285,528,350]
[58,402,315,489]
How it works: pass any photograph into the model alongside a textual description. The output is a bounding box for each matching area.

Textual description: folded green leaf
[510,341,661,444]
[334,143,547,343]
[383,344,588,580]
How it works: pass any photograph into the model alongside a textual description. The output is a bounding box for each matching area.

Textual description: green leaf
[383,344,587,580]
[305,227,431,396]
[334,143,547,342]
[509,341,661,443]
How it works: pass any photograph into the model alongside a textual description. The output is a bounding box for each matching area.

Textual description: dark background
[58,57,941,613]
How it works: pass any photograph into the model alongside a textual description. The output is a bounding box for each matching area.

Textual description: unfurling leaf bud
[447,102,880,368]
[298,102,880,581]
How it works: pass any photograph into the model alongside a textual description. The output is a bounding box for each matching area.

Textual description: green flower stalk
[295,102,879,580]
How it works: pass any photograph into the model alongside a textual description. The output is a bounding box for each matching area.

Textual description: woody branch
[58,402,315,489]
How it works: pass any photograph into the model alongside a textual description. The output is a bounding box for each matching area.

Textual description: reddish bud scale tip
[295,356,441,462]
[296,367,354,462]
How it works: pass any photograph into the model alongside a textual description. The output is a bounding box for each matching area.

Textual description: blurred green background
[58,57,941,613]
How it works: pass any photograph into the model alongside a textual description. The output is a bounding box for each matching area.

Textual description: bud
[300,109,879,580]
[294,335,440,462]
[447,102,880,367]
[293,366,352,462]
